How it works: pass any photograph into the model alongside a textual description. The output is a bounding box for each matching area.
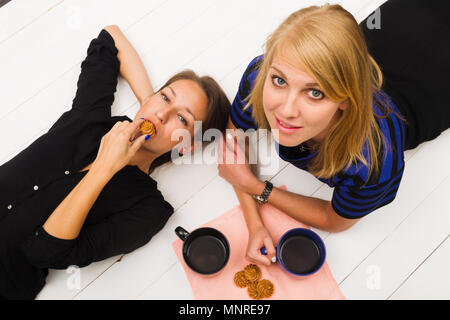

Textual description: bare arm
[227,119,265,232]
[43,166,113,240]
[247,179,360,233]
[104,25,154,105]
[227,119,264,231]
[222,118,276,266]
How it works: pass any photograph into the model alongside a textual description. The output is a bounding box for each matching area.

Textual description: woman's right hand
[92,119,148,176]
[246,225,277,267]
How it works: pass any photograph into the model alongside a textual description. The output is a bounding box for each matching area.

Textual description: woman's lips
[275,116,302,133]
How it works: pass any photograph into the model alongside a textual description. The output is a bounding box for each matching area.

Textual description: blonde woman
[218,0,450,266]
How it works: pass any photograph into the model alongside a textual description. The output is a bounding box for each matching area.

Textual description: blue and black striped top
[231,55,406,219]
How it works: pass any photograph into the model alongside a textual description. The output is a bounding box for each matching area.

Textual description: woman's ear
[338,99,350,111]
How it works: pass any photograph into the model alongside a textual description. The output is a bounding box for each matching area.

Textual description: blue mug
[261,228,326,277]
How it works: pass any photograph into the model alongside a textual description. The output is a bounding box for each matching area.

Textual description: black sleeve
[71,29,120,114]
[19,196,174,269]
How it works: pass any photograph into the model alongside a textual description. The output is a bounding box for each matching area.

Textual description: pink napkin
[172,187,345,300]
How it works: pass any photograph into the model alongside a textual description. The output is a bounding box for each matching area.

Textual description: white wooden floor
[1,0,449,300]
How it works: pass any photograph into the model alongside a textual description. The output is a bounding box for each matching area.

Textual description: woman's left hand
[218,133,262,194]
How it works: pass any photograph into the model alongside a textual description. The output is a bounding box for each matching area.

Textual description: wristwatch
[252,180,273,204]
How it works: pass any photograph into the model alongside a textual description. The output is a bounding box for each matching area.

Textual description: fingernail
[271,256,277,263]
[226,133,233,140]
[145,134,150,141]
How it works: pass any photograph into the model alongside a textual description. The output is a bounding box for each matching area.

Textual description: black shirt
[0,30,174,300]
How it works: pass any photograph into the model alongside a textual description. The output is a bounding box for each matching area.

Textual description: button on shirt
[0,30,174,300]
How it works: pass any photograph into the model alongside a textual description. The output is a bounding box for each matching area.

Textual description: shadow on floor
[0,0,11,9]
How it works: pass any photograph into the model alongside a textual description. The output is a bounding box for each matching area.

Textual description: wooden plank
[389,237,450,300]
[320,129,450,288]
[0,0,62,43]
[0,0,167,121]
[339,174,450,299]
[35,256,119,300]
[138,262,194,300]
[0,0,215,164]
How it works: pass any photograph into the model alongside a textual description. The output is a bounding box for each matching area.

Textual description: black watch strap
[253,180,273,204]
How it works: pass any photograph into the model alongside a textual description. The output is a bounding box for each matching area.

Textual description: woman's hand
[246,225,277,266]
[218,133,264,195]
[92,119,148,176]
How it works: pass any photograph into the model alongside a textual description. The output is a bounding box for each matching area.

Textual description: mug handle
[175,226,190,242]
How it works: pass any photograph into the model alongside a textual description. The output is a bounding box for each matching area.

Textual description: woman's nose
[279,94,300,119]
[156,106,173,124]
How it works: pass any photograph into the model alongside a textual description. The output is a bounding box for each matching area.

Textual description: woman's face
[262,54,348,147]
[132,79,208,155]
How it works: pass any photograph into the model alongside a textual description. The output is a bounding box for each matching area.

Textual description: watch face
[256,196,266,203]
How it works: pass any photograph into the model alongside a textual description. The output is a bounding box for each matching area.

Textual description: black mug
[175,226,230,275]
[261,228,326,277]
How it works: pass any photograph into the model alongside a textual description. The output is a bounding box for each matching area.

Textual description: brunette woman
[0,25,230,299]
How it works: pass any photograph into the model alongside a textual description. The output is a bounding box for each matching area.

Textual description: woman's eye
[271,75,286,87]
[178,114,188,126]
[308,89,325,100]
[161,92,169,102]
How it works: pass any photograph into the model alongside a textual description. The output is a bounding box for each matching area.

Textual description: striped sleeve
[230,55,264,131]
[330,91,406,219]
[331,168,404,219]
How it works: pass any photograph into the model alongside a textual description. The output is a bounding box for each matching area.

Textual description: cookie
[243,264,261,282]
[257,279,274,298]
[233,271,249,288]
[235,264,274,300]
[247,281,262,300]
[140,120,155,137]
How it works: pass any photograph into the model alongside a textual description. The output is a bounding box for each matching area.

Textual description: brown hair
[245,4,404,181]
[149,70,230,174]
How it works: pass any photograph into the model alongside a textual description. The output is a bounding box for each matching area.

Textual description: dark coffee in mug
[279,234,321,275]
[176,226,230,275]
[187,235,227,274]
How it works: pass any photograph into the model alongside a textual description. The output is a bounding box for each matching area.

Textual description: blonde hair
[245,4,404,181]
